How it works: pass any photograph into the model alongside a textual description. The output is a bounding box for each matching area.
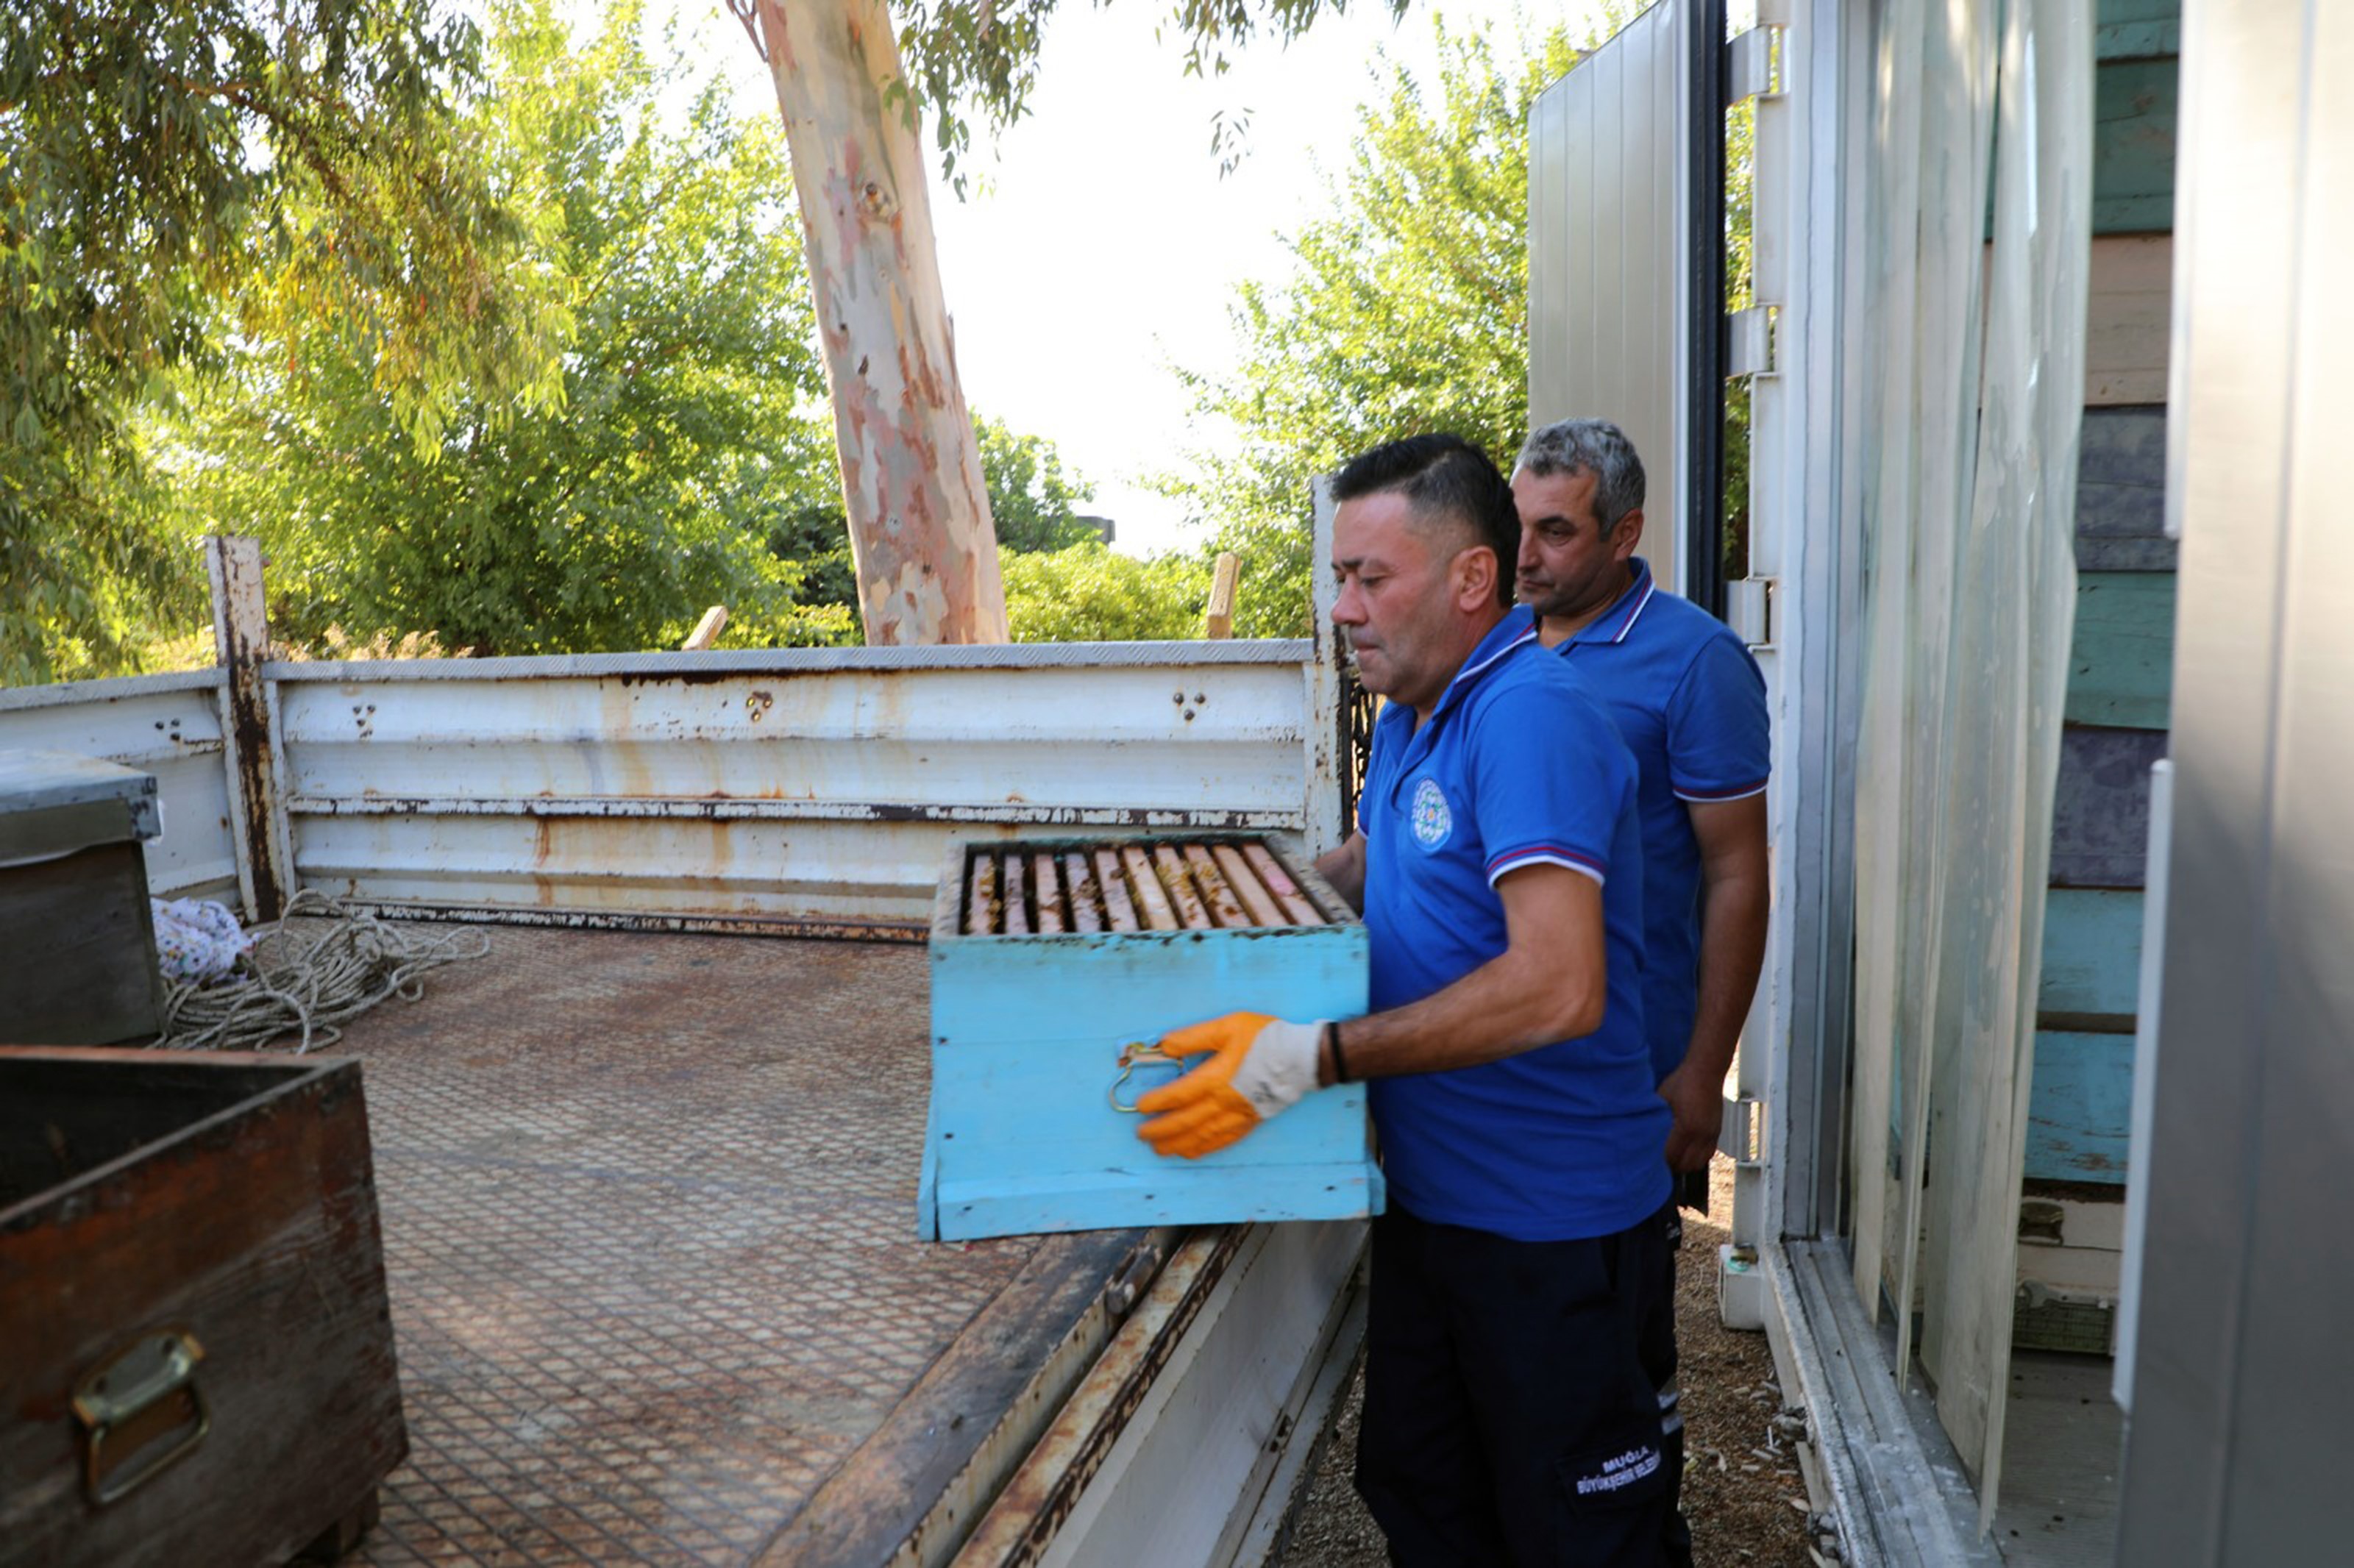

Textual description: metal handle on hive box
[1109,1040,1185,1112]
[72,1328,210,1505]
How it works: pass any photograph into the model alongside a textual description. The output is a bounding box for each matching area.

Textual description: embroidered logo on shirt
[1572,1443,1663,1496]
[1409,777,1452,851]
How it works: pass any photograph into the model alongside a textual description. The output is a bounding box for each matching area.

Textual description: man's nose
[1515,527,1541,572]
[1331,579,1366,625]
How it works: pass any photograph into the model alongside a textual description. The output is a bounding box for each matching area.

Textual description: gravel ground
[1277,1155,1817,1567]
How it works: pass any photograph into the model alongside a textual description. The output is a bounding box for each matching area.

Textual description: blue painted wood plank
[2097,0,2175,23]
[918,1083,944,1239]
[2052,727,2166,888]
[2040,888,2145,1018]
[2076,407,2174,574]
[938,1163,1384,1239]
[926,922,1379,1240]
[2066,574,2176,730]
[2094,57,2177,235]
[2027,1031,2135,1183]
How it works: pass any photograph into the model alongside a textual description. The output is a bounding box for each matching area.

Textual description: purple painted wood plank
[2077,406,2175,571]
[2078,536,2178,571]
[2052,725,2169,888]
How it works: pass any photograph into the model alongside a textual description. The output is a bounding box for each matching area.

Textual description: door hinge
[1725,26,1781,104]
[1728,305,1777,378]
[1720,1095,1766,1166]
[1727,577,1775,649]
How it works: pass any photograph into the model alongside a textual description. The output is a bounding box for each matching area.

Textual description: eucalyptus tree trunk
[750,0,1009,644]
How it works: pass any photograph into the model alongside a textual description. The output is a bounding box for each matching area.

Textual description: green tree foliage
[1156,18,1593,638]
[1722,93,1755,580]
[983,413,1229,644]
[1001,543,1211,643]
[975,413,1100,553]
[886,0,1404,185]
[764,408,1099,628]
[2,0,568,683]
[160,1,854,657]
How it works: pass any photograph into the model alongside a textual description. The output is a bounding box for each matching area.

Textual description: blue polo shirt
[1552,559,1769,1085]
[1357,605,1671,1243]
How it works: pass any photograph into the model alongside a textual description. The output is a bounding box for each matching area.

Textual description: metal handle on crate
[74,1328,210,1505]
[1109,1040,1185,1112]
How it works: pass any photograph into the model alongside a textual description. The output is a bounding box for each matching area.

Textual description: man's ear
[1452,545,1499,611]
[1610,507,1645,563]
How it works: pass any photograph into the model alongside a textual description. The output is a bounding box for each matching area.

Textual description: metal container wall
[0,671,239,906]
[1527,0,1691,594]
[269,643,1326,930]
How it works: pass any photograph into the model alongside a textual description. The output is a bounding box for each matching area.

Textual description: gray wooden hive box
[0,750,167,1046]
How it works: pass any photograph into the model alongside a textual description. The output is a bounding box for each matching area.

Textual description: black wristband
[1326,1020,1351,1085]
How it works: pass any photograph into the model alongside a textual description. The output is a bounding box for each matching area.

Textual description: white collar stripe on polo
[1608,576,1658,644]
[1431,616,1540,715]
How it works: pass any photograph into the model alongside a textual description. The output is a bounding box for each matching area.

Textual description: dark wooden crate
[0,1047,406,1567]
[0,746,168,1045]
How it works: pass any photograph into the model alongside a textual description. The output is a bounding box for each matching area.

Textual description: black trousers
[1354,1201,1688,1568]
[1652,1207,1693,1568]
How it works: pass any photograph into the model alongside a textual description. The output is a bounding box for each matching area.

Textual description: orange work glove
[1135,1012,1323,1160]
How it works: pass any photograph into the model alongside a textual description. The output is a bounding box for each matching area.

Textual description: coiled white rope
[154,890,490,1055]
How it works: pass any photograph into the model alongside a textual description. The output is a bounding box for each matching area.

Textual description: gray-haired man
[1512,417,1772,1567]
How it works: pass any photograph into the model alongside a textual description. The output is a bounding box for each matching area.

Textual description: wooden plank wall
[2093,59,2177,234]
[2093,0,2179,236]
[2030,1,2177,1198]
[2084,238,2170,405]
[2084,0,2177,403]
[2035,453,2170,1188]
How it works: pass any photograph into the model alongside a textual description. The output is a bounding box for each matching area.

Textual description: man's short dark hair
[1330,434,1519,607]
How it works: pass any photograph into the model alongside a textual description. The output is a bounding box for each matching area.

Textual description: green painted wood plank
[2066,573,2176,730]
[2027,1031,2134,1184]
[2097,20,2180,61]
[2096,0,2179,58]
[2095,57,2177,235]
[2094,193,2175,235]
[2041,888,2145,1019]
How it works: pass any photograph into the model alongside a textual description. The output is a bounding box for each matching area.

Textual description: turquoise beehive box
[920,834,1382,1241]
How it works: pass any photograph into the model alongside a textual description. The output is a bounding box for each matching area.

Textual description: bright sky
[652,0,1615,555]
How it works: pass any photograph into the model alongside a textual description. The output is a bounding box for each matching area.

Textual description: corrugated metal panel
[273,647,1321,927]
[1527,0,1690,594]
[0,670,240,903]
[2119,0,2354,1554]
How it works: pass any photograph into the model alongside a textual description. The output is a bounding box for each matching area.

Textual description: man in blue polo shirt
[1134,434,1678,1566]
[1512,418,1768,1161]
[1514,417,1771,1567]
